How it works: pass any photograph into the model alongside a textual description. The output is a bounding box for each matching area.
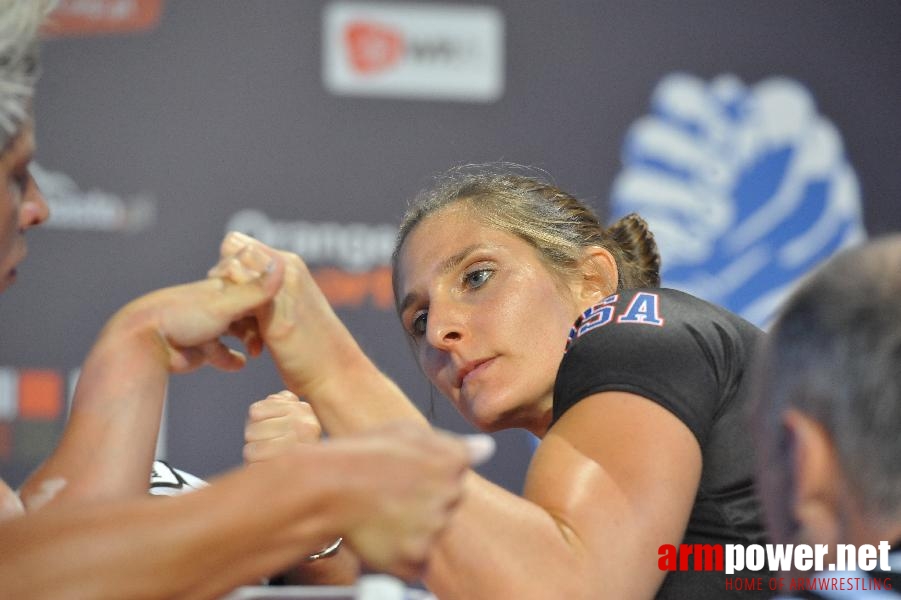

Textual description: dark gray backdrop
[2,0,900,491]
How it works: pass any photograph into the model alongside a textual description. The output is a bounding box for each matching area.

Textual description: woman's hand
[244,391,322,466]
[113,246,284,374]
[243,391,364,584]
[326,423,480,581]
[17,251,287,511]
[209,232,358,395]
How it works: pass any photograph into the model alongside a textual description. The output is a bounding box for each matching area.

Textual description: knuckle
[248,400,267,420]
[295,422,322,442]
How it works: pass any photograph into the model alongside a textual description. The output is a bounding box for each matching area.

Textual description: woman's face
[0,122,48,293]
[396,205,586,435]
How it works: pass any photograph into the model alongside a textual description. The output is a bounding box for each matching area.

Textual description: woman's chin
[461,402,514,434]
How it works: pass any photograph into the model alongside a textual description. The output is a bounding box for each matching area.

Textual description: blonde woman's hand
[104,244,286,374]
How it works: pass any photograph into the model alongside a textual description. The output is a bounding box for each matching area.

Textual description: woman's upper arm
[525,390,702,598]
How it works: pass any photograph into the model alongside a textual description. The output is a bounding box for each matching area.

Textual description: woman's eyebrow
[439,244,481,275]
[398,244,483,314]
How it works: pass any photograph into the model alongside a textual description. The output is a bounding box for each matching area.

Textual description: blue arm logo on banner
[610,73,866,327]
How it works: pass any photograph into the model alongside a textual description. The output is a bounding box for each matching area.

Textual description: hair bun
[606,213,661,288]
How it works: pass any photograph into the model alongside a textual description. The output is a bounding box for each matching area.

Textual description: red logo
[344,21,404,74]
[41,0,164,37]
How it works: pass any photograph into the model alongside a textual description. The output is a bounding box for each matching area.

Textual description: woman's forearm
[19,273,283,510]
[297,345,428,436]
[2,453,352,600]
[18,310,171,508]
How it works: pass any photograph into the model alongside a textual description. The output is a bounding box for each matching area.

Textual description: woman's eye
[464,268,493,289]
[411,311,428,336]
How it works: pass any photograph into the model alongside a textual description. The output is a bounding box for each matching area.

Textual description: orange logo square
[18,370,62,421]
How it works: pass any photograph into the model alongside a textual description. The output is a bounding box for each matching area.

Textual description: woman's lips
[458,357,495,388]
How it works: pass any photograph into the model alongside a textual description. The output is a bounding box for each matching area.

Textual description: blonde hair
[0,0,56,150]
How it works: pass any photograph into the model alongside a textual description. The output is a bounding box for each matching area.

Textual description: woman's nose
[425,302,466,350]
[18,175,49,229]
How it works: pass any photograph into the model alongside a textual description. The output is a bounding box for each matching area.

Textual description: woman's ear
[575,247,618,304]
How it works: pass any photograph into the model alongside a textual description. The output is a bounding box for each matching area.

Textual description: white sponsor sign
[323,2,505,102]
[31,163,157,233]
[0,368,18,422]
[225,209,396,272]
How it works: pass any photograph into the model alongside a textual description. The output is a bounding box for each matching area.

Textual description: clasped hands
[206,231,352,396]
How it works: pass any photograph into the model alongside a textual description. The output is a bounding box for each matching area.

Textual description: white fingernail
[462,434,496,466]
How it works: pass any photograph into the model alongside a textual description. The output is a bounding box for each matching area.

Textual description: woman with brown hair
[221,163,773,599]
